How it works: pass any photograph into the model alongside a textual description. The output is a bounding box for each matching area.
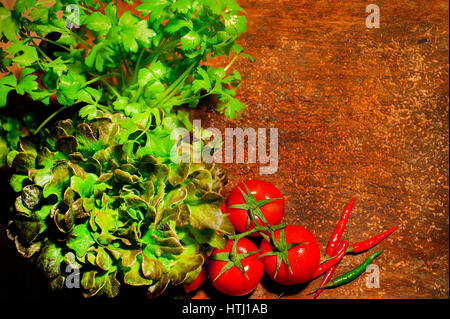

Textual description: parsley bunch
[1,0,250,123]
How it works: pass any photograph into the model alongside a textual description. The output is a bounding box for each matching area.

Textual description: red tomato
[226,180,284,237]
[259,225,320,285]
[183,266,206,293]
[206,238,263,296]
[220,201,226,213]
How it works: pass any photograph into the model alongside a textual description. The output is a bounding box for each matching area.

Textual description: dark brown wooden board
[0,0,448,300]
[190,0,449,299]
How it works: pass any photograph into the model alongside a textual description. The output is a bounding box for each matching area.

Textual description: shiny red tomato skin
[226,180,284,237]
[259,225,320,285]
[206,238,263,296]
[183,266,207,293]
[220,201,226,213]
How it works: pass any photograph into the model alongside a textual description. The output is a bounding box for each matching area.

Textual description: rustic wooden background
[0,0,448,300]
[193,0,449,299]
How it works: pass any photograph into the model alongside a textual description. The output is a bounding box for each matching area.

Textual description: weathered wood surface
[191,0,449,299]
[0,0,448,300]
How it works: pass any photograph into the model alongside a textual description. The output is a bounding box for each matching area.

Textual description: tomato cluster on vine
[184,179,321,297]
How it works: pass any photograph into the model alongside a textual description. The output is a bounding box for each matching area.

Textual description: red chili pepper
[315,198,355,298]
[311,250,384,293]
[314,265,336,298]
[315,225,397,298]
[325,198,356,257]
[312,240,349,279]
[348,225,398,253]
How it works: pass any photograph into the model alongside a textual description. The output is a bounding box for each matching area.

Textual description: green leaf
[137,0,170,21]
[36,239,64,279]
[123,257,153,286]
[14,0,37,14]
[169,253,204,286]
[12,151,36,173]
[136,20,156,47]
[78,87,102,105]
[223,12,247,36]
[219,95,246,120]
[71,173,98,198]
[172,0,192,13]
[188,192,224,230]
[107,245,140,268]
[10,216,44,243]
[167,162,190,186]
[0,138,8,166]
[143,81,165,99]
[21,184,43,210]
[104,2,118,24]
[79,104,100,120]
[97,269,121,298]
[81,269,121,298]
[181,31,201,50]
[96,247,113,271]
[43,162,71,200]
[165,19,191,34]
[0,7,19,41]
[67,223,96,258]
[0,74,17,107]
[124,102,141,116]
[192,67,211,93]
[85,42,115,72]
[57,72,84,106]
[16,68,38,95]
[93,208,121,235]
[138,68,154,87]
[118,11,156,52]
[7,43,39,67]
[84,12,112,36]
[223,69,242,88]
[141,252,164,280]
[190,228,227,249]
[112,96,129,111]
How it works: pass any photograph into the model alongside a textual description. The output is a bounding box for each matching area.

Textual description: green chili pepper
[311,249,383,292]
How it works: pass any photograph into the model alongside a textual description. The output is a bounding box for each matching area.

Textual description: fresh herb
[0,113,37,167]
[1,0,251,122]
[1,0,250,298]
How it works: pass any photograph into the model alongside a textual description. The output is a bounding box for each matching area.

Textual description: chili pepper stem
[309,282,335,293]
[320,255,334,264]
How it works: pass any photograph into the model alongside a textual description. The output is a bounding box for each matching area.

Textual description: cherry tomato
[226,180,284,237]
[183,266,207,293]
[206,238,263,296]
[259,225,320,285]
[220,201,226,213]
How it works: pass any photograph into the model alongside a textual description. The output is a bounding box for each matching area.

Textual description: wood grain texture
[191,0,449,299]
[0,0,448,300]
